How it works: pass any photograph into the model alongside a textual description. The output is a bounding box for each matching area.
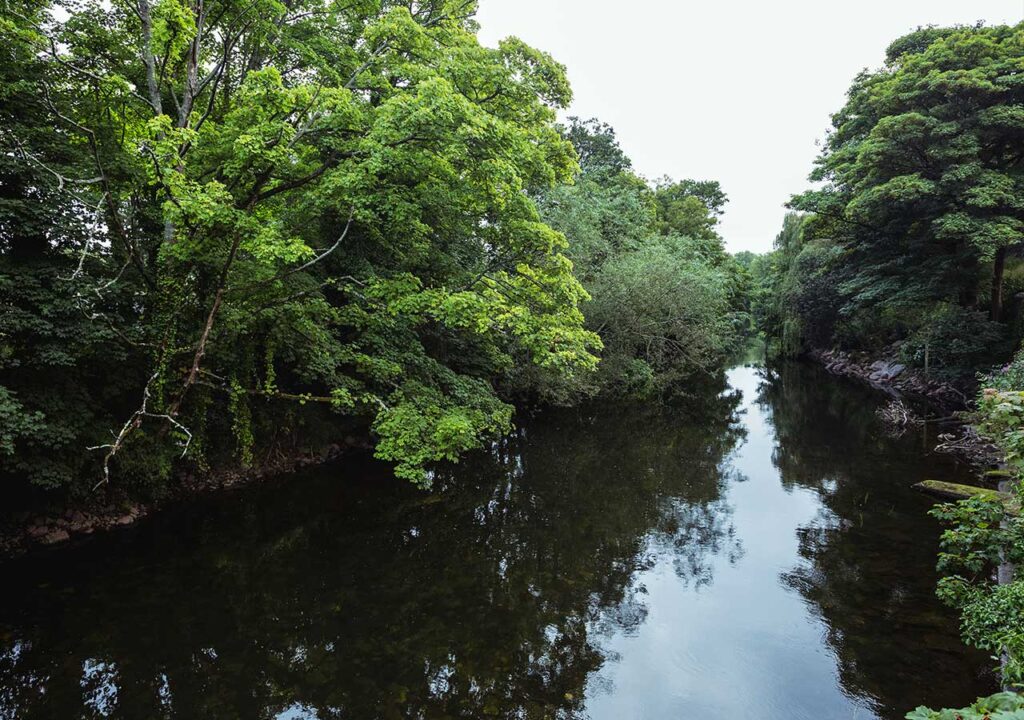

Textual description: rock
[40,528,70,545]
[27,525,49,538]
[324,443,341,458]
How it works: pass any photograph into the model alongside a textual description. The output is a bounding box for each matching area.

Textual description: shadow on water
[0,359,996,719]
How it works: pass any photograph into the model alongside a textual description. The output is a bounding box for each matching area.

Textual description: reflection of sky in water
[276,702,320,719]
[82,659,119,717]
[585,365,875,720]
[0,360,994,719]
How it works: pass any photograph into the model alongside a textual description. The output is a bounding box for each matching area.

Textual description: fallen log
[913,479,1018,515]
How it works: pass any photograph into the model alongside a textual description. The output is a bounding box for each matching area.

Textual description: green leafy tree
[747,211,842,357]
[537,118,743,398]
[0,0,600,492]
[584,237,737,396]
[754,23,1024,374]
[795,22,1024,325]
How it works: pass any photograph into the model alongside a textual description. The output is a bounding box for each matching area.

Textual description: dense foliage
[747,212,840,357]
[754,22,1024,379]
[0,3,740,500]
[0,0,604,494]
[538,118,747,398]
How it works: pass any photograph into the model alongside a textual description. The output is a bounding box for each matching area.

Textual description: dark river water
[0,358,998,719]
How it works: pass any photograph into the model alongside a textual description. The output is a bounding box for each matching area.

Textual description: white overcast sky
[476,0,1024,253]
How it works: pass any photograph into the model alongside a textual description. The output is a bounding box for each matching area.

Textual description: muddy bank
[0,435,374,560]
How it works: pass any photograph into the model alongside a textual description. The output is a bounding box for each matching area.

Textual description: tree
[795,22,1024,324]
[560,116,632,176]
[653,178,727,246]
[537,118,744,398]
[0,0,600,491]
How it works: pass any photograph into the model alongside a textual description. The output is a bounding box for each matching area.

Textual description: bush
[900,303,1009,379]
[906,692,1024,719]
[584,236,737,397]
[928,369,1024,690]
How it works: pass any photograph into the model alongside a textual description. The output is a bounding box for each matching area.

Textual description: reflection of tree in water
[653,496,744,590]
[0,374,745,719]
[756,362,995,718]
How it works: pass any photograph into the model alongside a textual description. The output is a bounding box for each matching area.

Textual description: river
[0,357,998,719]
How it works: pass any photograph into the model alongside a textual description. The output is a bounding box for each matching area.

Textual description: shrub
[906,692,1024,719]
[901,303,1009,379]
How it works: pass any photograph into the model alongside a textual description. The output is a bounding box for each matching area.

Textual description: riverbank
[807,348,1003,471]
[808,348,971,411]
[0,435,374,559]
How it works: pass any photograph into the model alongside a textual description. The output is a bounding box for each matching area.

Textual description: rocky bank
[808,348,970,412]
[0,435,374,559]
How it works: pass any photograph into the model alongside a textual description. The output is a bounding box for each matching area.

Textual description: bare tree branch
[88,372,192,489]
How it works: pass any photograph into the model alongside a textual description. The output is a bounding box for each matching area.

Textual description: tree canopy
[0,0,604,491]
[754,22,1024,374]
[0,1,745,497]
[796,22,1024,324]
[537,118,746,398]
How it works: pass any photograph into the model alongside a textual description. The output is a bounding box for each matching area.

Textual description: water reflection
[0,361,996,719]
[758,363,993,715]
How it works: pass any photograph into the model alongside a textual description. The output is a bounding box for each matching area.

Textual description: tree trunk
[991,245,1007,322]
[958,252,979,309]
